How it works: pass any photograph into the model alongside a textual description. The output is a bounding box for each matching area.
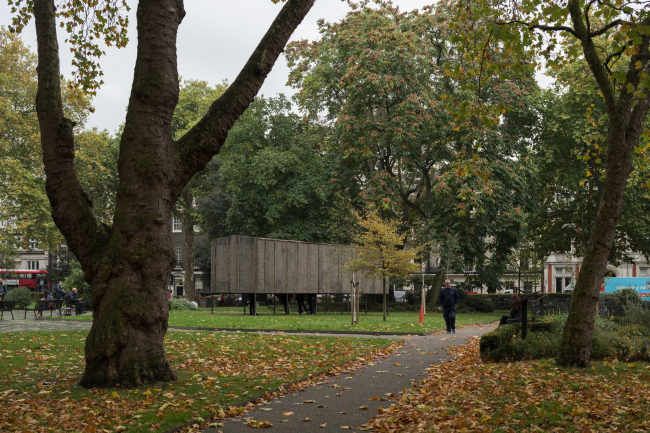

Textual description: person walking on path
[0,278,6,300]
[437,279,459,334]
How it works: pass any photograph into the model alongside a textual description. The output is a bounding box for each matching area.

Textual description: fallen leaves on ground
[366,337,650,432]
[0,331,397,433]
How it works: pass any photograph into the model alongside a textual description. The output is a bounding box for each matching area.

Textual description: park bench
[24,300,63,319]
[0,300,17,320]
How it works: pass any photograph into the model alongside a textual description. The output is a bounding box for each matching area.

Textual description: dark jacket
[505,307,522,324]
[437,287,459,309]
[53,284,63,299]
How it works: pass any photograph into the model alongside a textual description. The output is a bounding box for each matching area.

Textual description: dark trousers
[296,294,308,314]
[443,306,456,331]
[499,316,520,326]
[248,294,257,315]
[308,295,317,315]
[276,294,289,315]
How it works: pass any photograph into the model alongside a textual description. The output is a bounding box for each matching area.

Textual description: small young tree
[348,210,423,321]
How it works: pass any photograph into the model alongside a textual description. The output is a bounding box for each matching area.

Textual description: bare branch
[174,0,315,193]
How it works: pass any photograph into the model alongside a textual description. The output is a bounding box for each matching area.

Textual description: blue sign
[602,277,650,300]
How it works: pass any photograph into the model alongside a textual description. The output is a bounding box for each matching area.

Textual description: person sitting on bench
[37,290,54,318]
[67,287,86,314]
[499,293,523,326]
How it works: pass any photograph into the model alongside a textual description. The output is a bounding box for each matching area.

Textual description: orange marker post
[418,305,424,323]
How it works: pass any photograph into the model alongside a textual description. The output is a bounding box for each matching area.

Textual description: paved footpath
[201,324,496,433]
[0,313,93,332]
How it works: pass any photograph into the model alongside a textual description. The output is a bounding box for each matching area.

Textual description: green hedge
[480,315,650,363]
[5,287,32,308]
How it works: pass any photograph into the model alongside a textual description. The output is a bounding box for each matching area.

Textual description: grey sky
[2,0,433,133]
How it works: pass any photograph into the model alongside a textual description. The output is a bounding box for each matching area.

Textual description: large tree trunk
[33,0,314,387]
[556,9,650,367]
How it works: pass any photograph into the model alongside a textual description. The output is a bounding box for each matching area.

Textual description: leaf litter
[0,330,399,432]
[366,337,650,432]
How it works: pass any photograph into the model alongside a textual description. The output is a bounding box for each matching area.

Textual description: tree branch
[590,19,626,38]
[567,1,617,110]
[173,0,315,193]
[34,0,108,267]
[616,15,650,121]
[497,20,577,37]
[477,29,493,99]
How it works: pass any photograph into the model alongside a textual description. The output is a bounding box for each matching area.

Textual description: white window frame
[172,217,182,232]
[175,245,182,268]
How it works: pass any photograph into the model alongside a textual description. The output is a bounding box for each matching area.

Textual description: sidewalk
[200,324,497,433]
[0,313,93,332]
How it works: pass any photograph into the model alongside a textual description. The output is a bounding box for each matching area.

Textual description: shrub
[480,314,650,363]
[5,287,32,308]
[169,298,197,311]
[623,301,650,326]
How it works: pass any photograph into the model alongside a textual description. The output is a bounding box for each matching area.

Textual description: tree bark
[33,0,314,387]
[556,10,650,367]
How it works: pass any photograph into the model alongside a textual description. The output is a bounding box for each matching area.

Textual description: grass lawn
[0,330,394,432]
[61,309,504,333]
[369,337,650,432]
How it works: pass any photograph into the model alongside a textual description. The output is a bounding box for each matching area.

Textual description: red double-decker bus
[0,269,49,291]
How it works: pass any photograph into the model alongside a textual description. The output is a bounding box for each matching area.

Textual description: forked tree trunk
[556,8,650,367]
[33,0,314,387]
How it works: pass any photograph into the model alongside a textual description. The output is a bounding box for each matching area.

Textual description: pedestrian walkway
[0,314,93,332]
[200,324,497,433]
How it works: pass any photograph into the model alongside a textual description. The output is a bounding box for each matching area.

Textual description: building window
[30,239,39,250]
[193,224,200,233]
[555,267,572,293]
[195,278,203,290]
[175,245,182,268]
[640,267,649,277]
[27,261,40,270]
[172,217,182,232]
